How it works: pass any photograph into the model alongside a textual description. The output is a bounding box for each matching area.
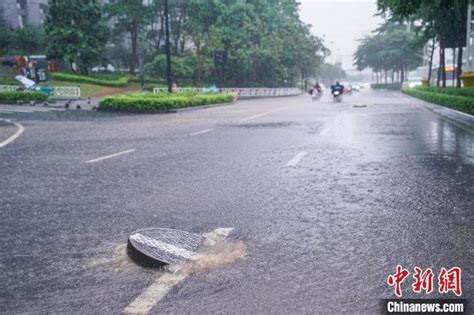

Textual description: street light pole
[164,0,172,93]
[466,1,473,72]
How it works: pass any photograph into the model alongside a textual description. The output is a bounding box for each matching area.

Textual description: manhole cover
[127,228,204,267]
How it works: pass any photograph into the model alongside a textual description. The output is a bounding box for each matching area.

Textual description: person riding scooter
[314,82,322,94]
[330,81,344,95]
[311,82,322,101]
[330,81,344,101]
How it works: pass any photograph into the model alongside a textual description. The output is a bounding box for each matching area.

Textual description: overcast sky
[298,0,383,70]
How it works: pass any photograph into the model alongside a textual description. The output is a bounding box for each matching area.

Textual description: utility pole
[164,0,172,93]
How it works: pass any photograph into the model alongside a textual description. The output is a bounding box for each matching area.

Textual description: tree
[12,26,46,55]
[45,0,108,74]
[377,0,468,87]
[140,0,327,86]
[353,21,423,84]
[106,0,152,75]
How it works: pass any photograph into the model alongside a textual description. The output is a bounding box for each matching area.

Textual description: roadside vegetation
[98,92,235,112]
[354,22,422,85]
[402,86,474,115]
[374,0,468,88]
[0,91,48,103]
[50,72,129,87]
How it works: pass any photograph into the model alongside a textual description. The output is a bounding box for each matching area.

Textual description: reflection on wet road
[0,90,472,313]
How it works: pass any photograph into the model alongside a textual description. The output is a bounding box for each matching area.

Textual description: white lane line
[85,149,135,163]
[239,109,283,122]
[0,119,25,148]
[124,227,234,314]
[129,234,196,260]
[189,128,213,136]
[0,111,13,114]
[286,151,308,167]
[0,108,32,113]
[124,274,186,314]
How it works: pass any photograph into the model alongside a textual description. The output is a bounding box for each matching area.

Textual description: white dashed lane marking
[124,227,234,314]
[85,149,136,163]
[286,151,308,167]
[239,109,284,122]
[189,128,213,136]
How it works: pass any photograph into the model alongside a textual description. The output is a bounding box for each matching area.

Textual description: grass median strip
[98,92,235,112]
[51,72,129,87]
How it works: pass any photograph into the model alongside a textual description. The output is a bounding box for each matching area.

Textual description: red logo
[387,266,462,297]
[387,265,410,297]
[412,267,434,294]
[438,267,462,296]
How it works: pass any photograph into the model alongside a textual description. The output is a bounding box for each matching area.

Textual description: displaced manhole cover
[127,228,204,267]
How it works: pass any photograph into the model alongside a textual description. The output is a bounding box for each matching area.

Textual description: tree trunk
[456,43,463,88]
[400,67,404,84]
[441,46,446,87]
[452,48,456,87]
[427,38,435,86]
[130,27,138,75]
[436,44,442,87]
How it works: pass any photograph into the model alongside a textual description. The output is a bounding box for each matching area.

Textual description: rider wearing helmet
[330,81,344,95]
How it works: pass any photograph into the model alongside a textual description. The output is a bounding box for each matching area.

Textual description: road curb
[405,95,474,129]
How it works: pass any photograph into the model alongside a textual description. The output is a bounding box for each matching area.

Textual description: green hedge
[0,78,20,85]
[99,92,234,112]
[51,72,129,87]
[402,87,474,115]
[0,91,48,103]
[415,86,474,98]
[371,83,402,90]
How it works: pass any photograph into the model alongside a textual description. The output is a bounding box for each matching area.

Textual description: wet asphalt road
[0,89,473,314]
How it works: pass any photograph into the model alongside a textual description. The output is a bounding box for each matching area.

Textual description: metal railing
[0,85,19,92]
[220,87,302,97]
[153,87,302,97]
[49,86,81,99]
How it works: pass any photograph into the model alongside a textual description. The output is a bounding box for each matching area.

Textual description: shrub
[99,92,234,112]
[0,91,48,103]
[0,78,20,85]
[51,72,128,87]
[371,83,402,90]
[415,86,474,98]
[402,87,474,115]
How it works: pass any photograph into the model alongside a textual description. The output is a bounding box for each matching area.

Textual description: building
[0,0,48,30]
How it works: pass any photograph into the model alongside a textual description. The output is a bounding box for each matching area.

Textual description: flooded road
[0,89,472,313]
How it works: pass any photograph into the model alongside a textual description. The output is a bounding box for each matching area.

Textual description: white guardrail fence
[153,87,302,97]
[0,85,81,100]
